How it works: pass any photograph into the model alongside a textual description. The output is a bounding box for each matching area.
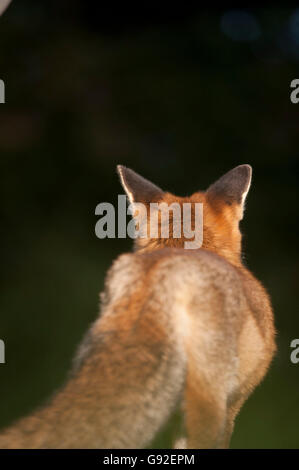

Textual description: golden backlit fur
[0,165,276,449]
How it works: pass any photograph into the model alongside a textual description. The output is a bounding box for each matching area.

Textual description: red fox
[0,165,276,448]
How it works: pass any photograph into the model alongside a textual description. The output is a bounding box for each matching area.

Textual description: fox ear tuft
[117,165,164,204]
[207,164,252,216]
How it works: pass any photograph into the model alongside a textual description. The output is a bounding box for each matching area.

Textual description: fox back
[0,165,276,449]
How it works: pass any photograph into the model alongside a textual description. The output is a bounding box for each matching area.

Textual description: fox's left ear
[206,164,252,219]
[117,165,164,204]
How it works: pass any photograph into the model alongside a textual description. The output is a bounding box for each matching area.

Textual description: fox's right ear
[117,165,164,204]
[206,164,252,219]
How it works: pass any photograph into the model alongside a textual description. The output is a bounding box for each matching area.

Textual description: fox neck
[134,239,244,269]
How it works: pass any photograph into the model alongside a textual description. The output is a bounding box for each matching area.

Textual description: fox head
[117,164,252,266]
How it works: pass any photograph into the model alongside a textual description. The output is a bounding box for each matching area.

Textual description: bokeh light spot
[221,10,261,42]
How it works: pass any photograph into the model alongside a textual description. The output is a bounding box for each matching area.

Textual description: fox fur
[0,164,276,448]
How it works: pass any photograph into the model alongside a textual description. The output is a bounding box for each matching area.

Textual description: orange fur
[0,165,276,449]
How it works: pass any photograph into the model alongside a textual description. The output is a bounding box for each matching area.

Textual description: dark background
[0,2,298,448]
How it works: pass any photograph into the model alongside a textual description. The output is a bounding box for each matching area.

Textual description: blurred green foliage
[0,3,298,448]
